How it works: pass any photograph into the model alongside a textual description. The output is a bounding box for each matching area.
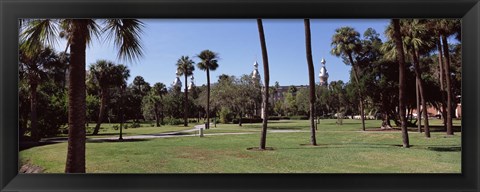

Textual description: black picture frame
[1,0,479,191]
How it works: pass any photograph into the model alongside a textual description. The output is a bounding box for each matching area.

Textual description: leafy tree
[130,76,151,122]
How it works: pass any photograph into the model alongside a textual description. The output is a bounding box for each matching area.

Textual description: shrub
[130,122,141,128]
[113,125,119,130]
[164,118,183,125]
[232,118,263,124]
[289,115,308,120]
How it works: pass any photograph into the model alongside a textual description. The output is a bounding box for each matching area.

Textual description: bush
[130,122,141,128]
[164,118,183,125]
[289,115,309,120]
[113,125,119,130]
[232,118,263,124]
[268,116,290,120]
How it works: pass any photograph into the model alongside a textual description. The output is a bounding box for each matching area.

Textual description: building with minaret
[319,58,329,86]
[188,75,195,90]
[172,69,182,88]
[251,61,261,85]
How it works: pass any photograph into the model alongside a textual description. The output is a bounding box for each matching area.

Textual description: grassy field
[20,119,461,173]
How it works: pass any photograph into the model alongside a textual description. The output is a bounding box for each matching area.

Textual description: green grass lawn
[20,119,461,173]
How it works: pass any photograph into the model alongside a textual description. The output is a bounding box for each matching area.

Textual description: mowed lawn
[20,119,461,173]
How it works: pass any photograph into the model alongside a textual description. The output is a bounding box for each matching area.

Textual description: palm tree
[257,19,270,150]
[197,50,219,129]
[19,46,61,141]
[392,19,410,148]
[401,19,431,137]
[89,60,130,135]
[436,19,459,135]
[304,19,317,146]
[176,56,195,127]
[20,19,144,173]
[330,27,366,131]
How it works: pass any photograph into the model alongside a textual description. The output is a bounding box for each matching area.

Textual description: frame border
[1,0,479,191]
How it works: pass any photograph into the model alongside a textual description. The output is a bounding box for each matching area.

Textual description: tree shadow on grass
[20,141,59,151]
[86,138,151,143]
[426,146,461,152]
[142,132,191,136]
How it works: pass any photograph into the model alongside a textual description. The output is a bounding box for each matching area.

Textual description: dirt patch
[19,163,44,173]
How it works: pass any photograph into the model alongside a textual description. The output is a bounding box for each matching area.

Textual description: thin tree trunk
[119,87,125,140]
[392,19,410,148]
[93,87,107,135]
[184,74,189,127]
[65,20,87,173]
[154,104,160,127]
[257,19,270,150]
[304,19,317,146]
[413,50,430,137]
[206,68,210,129]
[416,79,422,133]
[347,53,366,131]
[441,35,454,135]
[30,81,39,141]
[437,38,447,128]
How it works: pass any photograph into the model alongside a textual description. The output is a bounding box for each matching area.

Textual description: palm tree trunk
[65,20,88,173]
[93,87,107,135]
[30,81,39,141]
[416,79,422,133]
[392,19,409,148]
[415,50,430,137]
[304,19,317,146]
[347,53,366,131]
[441,35,454,135]
[206,68,210,129]
[437,38,447,128]
[184,74,189,127]
[411,50,430,137]
[257,19,270,150]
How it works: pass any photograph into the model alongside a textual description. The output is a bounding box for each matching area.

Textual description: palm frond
[104,19,145,63]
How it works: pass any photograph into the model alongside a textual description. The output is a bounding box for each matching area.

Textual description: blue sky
[56,19,392,87]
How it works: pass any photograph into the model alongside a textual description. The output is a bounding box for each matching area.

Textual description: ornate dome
[319,58,329,86]
[188,75,195,90]
[251,61,261,81]
[173,69,182,88]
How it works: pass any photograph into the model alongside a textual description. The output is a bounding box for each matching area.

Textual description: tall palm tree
[304,19,317,146]
[89,60,130,135]
[330,27,366,131]
[402,19,431,137]
[436,19,459,135]
[20,19,144,173]
[152,82,168,126]
[197,50,219,129]
[19,46,61,141]
[392,19,410,148]
[176,56,195,127]
[257,19,270,150]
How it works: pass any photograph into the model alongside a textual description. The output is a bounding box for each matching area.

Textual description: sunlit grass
[21,119,461,173]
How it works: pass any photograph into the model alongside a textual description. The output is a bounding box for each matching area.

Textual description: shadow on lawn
[284,142,461,151]
[87,138,151,143]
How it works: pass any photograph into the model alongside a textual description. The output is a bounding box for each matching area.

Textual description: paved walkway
[40,124,406,143]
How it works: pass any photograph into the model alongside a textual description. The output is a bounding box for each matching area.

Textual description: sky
[55,19,392,87]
